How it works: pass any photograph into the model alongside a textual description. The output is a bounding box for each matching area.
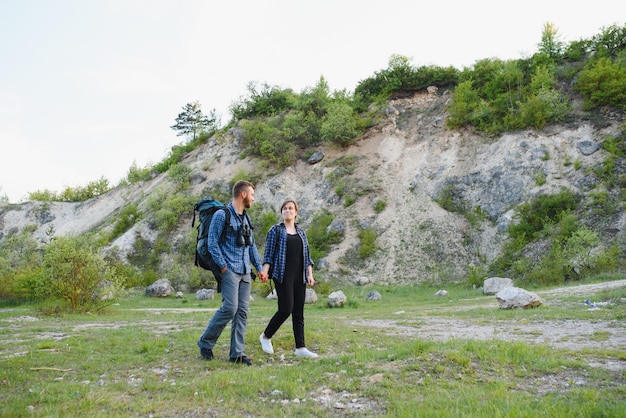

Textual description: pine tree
[170,101,218,141]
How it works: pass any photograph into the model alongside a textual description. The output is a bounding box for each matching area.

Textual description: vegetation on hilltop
[24,22,626,200]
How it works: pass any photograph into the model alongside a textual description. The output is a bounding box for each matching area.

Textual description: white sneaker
[295,347,319,358]
[260,333,274,354]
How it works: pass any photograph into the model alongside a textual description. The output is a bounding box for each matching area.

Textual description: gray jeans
[197,269,252,359]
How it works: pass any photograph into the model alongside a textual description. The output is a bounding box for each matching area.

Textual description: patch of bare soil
[351,280,626,372]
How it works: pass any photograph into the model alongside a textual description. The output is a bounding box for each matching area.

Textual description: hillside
[0,89,623,286]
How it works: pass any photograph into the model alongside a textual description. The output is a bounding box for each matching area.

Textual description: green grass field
[1,281,625,417]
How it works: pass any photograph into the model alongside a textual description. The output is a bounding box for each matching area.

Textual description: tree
[538,22,564,60]
[170,101,218,141]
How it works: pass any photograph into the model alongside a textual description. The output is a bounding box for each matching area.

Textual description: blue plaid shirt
[208,203,263,275]
[263,223,314,284]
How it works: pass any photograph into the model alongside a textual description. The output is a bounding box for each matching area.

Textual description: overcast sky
[1,0,624,203]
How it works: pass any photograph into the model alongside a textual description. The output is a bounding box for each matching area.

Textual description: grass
[1,281,625,417]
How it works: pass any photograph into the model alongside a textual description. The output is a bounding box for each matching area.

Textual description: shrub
[508,190,580,243]
[148,192,195,233]
[0,229,42,299]
[229,82,295,120]
[256,211,279,248]
[126,161,153,183]
[168,163,192,189]
[358,228,378,258]
[354,54,459,103]
[109,203,141,242]
[29,177,111,202]
[42,236,123,312]
[374,199,386,213]
[320,101,360,146]
[574,57,626,109]
[306,211,343,262]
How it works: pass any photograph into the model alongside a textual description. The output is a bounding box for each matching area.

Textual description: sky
[1,0,624,203]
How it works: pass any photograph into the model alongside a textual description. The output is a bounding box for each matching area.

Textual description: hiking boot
[200,347,214,360]
[229,355,253,366]
[260,333,274,354]
[295,347,319,358]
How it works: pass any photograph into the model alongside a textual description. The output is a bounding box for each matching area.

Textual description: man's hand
[258,270,268,283]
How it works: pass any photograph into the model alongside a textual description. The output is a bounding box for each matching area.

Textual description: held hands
[258,263,270,284]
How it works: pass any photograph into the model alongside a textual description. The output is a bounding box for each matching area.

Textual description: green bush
[358,228,378,258]
[0,229,42,299]
[306,210,343,262]
[229,82,295,120]
[466,265,487,288]
[13,265,48,300]
[148,192,195,233]
[490,191,584,284]
[508,190,580,244]
[374,199,387,213]
[256,211,279,248]
[447,57,572,134]
[29,177,111,202]
[41,236,123,312]
[446,80,478,129]
[109,203,141,242]
[189,267,217,292]
[126,161,153,183]
[283,110,322,147]
[524,227,602,285]
[168,163,192,189]
[574,57,626,109]
[320,101,360,146]
[354,54,459,103]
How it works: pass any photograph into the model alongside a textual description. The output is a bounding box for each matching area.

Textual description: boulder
[305,288,318,304]
[145,279,174,297]
[328,290,347,308]
[307,151,324,164]
[196,288,215,300]
[496,287,542,309]
[355,276,371,286]
[483,277,514,295]
[366,290,382,301]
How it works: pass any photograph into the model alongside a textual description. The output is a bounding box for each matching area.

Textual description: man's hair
[232,180,255,198]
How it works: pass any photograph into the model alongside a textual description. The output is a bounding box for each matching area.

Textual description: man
[197,180,268,365]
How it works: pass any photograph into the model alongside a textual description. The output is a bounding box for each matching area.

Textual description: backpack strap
[220,207,231,243]
[243,211,254,230]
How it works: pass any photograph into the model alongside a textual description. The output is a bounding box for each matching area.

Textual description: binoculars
[237,224,252,246]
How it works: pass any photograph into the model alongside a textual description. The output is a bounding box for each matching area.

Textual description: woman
[260,199,318,358]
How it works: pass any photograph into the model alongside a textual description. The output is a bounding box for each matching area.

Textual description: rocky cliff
[1,90,623,285]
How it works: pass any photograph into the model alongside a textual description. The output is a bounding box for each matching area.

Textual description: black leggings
[263,276,306,348]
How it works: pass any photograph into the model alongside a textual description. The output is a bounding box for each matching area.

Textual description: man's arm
[207,209,227,272]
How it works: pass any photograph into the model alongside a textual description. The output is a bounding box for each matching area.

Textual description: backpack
[192,198,254,292]
[193,199,230,292]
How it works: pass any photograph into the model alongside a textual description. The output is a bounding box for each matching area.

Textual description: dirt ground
[3,280,625,371]
[351,279,626,370]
